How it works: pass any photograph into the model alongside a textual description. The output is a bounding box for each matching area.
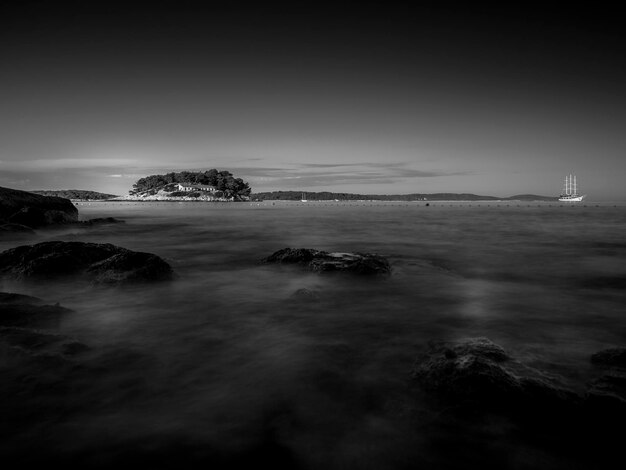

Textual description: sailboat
[558,174,585,202]
[301,192,308,202]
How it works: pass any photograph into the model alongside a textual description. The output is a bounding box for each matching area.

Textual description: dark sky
[1,1,625,198]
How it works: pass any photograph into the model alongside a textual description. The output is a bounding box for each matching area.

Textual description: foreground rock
[409,339,626,468]
[0,186,78,228]
[587,347,626,416]
[412,337,580,416]
[0,241,174,283]
[263,248,391,275]
[0,292,72,328]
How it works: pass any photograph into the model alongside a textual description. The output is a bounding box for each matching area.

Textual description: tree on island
[131,170,251,199]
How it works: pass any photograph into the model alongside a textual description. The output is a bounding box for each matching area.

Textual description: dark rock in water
[86,251,174,283]
[587,348,626,416]
[440,337,510,362]
[290,288,321,302]
[0,292,72,327]
[0,186,78,228]
[412,337,580,414]
[265,248,317,264]
[591,348,626,368]
[0,241,173,283]
[80,217,125,226]
[263,248,391,275]
[0,326,89,357]
[585,373,626,416]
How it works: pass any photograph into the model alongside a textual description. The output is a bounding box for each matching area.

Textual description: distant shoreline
[251,191,558,202]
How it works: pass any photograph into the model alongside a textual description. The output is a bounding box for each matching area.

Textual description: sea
[2,200,626,469]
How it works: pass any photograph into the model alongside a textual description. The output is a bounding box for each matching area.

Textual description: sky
[1,1,625,199]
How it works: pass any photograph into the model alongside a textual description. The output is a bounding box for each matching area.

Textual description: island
[32,189,119,201]
[115,170,251,201]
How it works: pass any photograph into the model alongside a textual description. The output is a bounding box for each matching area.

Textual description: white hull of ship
[558,195,585,202]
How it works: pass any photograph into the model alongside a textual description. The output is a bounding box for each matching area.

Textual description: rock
[0,292,72,327]
[290,288,321,302]
[80,217,125,226]
[586,348,626,417]
[0,326,89,357]
[263,248,391,275]
[585,373,626,416]
[0,241,173,284]
[590,348,626,368]
[440,337,510,362]
[412,338,580,414]
[7,206,49,227]
[0,186,78,228]
[86,251,174,283]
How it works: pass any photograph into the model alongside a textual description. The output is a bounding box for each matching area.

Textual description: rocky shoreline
[112,194,242,202]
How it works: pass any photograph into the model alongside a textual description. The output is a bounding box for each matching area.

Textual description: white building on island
[177,183,218,192]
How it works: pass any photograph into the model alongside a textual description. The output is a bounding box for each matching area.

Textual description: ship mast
[569,174,573,195]
[573,175,577,196]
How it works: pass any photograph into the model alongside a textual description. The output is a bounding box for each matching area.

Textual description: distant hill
[505,194,557,201]
[252,191,557,201]
[32,190,118,200]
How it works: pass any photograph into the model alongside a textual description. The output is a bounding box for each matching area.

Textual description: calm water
[2,201,626,468]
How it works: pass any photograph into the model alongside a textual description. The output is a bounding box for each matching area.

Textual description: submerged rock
[290,288,321,302]
[586,347,626,416]
[79,217,126,226]
[0,241,173,283]
[0,326,89,358]
[586,373,626,413]
[263,248,391,275]
[412,337,580,414]
[0,186,78,228]
[591,348,626,368]
[0,292,72,328]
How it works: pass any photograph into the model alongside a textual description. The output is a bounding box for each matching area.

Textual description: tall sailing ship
[559,174,585,202]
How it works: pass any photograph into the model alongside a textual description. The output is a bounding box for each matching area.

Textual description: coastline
[108,195,244,202]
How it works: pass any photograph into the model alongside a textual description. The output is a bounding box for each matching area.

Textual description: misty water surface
[2,201,625,468]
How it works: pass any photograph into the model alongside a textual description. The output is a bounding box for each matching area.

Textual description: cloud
[1,158,138,170]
